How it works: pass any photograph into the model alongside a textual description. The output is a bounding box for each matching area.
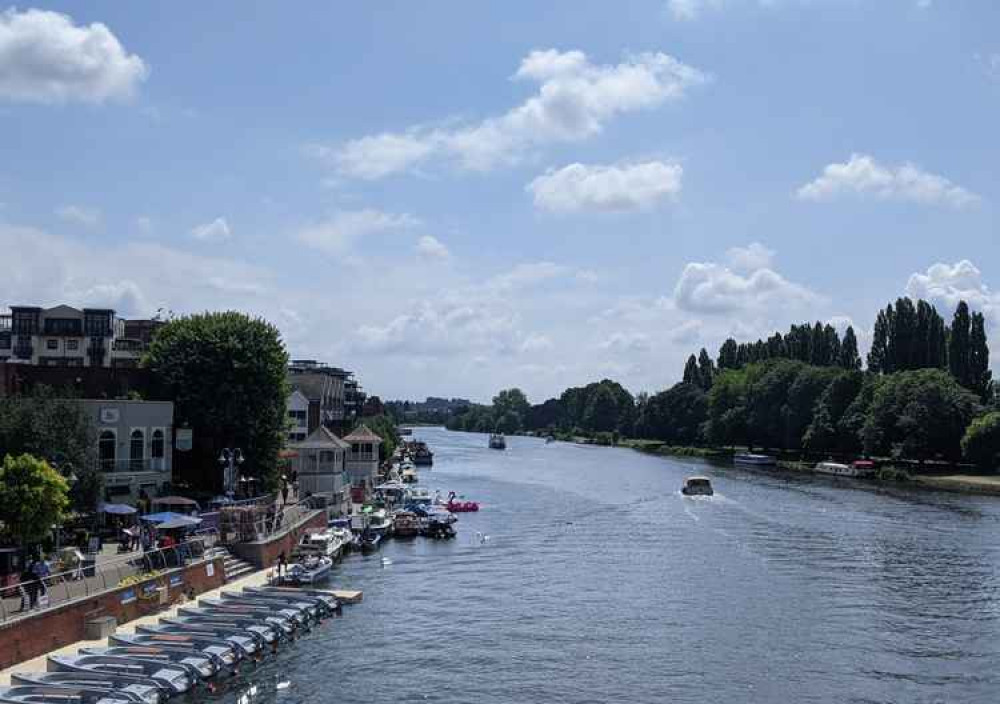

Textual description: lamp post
[218,448,244,498]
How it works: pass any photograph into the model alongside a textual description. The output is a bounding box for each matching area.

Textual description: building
[343,424,382,499]
[0,305,162,368]
[288,426,350,517]
[286,359,365,435]
[286,389,310,443]
[81,399,175,504]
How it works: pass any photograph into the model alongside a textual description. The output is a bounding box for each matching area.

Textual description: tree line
[448,297,999,469]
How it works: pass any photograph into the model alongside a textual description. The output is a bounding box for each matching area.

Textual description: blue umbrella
[100,503,138,515]
[156,516,202,530]
[140,511,190,524]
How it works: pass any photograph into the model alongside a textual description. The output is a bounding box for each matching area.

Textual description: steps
[209,547,257,582]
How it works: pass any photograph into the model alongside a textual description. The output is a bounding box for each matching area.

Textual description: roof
[343,424,383,444]
[290,425,350,450]
[288,372,331,401]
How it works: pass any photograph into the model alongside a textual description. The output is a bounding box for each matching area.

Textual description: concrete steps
[209,547,257,582]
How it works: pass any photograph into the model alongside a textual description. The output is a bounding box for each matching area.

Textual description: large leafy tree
[492,389,530,431]
[0,454,70,548]
[145,311,289,493]
[838,326,862,370]
[862,369,980,462]
[961,412,1000,470]
[802,370,865,454]
[638,383,707,445]
[969,311,993,403]
[706,368,748,447]
[0,386,100,513]
[949,301,972,387]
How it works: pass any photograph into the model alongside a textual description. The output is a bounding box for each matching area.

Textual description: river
[222,427,1000,704]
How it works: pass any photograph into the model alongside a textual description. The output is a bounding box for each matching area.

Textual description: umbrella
[100,503,138,515]
[140,511,191,524]
[151,496,199,508]
[156,516,202,530]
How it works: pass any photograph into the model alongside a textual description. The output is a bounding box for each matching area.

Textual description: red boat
[445,491,480,512]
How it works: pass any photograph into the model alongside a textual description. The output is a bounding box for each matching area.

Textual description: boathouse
[343,424,382,500]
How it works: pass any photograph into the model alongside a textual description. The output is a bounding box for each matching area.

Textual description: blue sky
[1,1,997,402]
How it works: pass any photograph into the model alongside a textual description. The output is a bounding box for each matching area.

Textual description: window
[66,339,79,351]
[320,450,335,462]
[129,429,144,471]
[46,339,58,350]
[99,430,116,472]
[288,410,307,425]
[151,429,165,458]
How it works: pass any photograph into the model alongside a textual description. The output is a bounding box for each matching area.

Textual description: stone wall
[229,510,326,569]
[0,556,224,670]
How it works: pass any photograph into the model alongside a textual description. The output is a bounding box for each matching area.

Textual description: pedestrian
[280,478,289,506]
[277,550,287,578]
[32,556,50,598]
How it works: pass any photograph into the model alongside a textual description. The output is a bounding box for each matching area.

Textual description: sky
[1,1,998,403]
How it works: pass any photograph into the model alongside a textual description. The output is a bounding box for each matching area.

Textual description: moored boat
[279,555,333,585]
[734,453,776,466]
[393,510,420,538]
[47,654,193,696]
[445,491,479,512]
[681,476,714,496]
[0,685,137,704]
[79,646,218,680]
[135,624,258,659]
[107,633,241,670]
[178,606,295,638]
[11,672,164,704]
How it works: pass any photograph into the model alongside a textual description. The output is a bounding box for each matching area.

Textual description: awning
[141,511,192,524]
[100,503,138,515]
[157,516,202,530]
[152,496,199,507]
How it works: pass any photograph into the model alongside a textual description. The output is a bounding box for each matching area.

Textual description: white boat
[47,654,193,696]
[0,685,138,704]
[489,433,506,450]
[681,476,714,496]
[734,453,776,466]
[405,487,434,506]
[10,672,164,704]
[281,555,333,585]
[815,461,875,479]
[297,528,348,559]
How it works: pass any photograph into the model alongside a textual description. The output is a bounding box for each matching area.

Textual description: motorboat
[445,491,479,512]
[368,509,393,536]
[79,646,217,680]
[160,615,279,645]
[200,597,310,627]
[242,586,340,614]
[178,606,295,638]
[297,529,347,560]
[10,673,163,704]
[411,442,434,466]
[393,511,420,538]
[851,460,877,478]
[423,518,457,539]
[216,591,320,621]
[360,531,382,553]
[400,467,418,484]
[279,555,333,586]
[488,433,506,450]
[135,624,258,659]
[0,685,138,704]
[734,453,776,466]
[47,654,193,695]
[108,633,241,670]
[681,476,714,496]
[404,487,434,508]
[815,461,876,479]
[545,435,556,444]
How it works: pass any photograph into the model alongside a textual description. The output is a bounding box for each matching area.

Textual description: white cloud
[0,8,148,104]
[796,153,979,208]
[191,217,232,242]
[520,333,554,353]
[906,260,999,323]
[666,0,723,21]
[55,204,101,228]
[667,319,703,344]
[601,331,652,352]
[576,269,601,285]
[135,216,152,233]
[725,242,774,272]
[297,209,419,255]
[674,260,819,315]
[527,160,683,213]
[489,261,568,291]
[322,49,708,179]
[415,235,451,260]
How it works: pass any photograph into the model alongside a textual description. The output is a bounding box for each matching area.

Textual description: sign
[169,574,183,588]
[141,581,160,598]
[100,408,120,424]
[120,588,136,605]
[175,429,193,452]
[205,562,215,578]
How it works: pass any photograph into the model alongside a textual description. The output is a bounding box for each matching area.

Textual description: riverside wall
[0,555,225,670]
[229,509,327,569]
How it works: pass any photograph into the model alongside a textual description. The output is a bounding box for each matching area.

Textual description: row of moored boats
[0,586,342,704]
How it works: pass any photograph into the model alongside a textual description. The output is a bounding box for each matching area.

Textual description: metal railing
[0,529,219,624]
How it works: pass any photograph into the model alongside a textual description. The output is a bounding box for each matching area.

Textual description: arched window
[130,429,144,472]
[99,430,116,472]
[151,430,165,471]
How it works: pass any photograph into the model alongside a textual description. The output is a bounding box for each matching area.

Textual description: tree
[862,369,980,462]
[583,386,620,433]
[868,307,891,373]
[969,312,993,403]
[697,348,716,390]
[639,383,707,444]
[803,370,865,454]
[745,360,805,449]
[949,301,972,387]
[145,311,289,493]
[718,338,739,370]
[492,389,530,429]
[839,326,862,370]
[682,355,701,387]
[352,414,400,461]
[782,365,839,450]
[0,386,100,513]
[961,412,1000,471]
[0,454,70,547]
[707,369,748,447]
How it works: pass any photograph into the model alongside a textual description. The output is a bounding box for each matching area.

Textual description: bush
[962,412,1000,471]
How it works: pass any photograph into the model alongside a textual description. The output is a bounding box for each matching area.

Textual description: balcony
[97,457,169,474]
[0,315,10,332]
[112,338,148,354]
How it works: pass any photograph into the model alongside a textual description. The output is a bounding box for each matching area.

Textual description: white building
[286,389,310,443]
[288,426,350,517]
[343,425,382,496]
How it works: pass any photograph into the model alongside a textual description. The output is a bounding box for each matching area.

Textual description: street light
[218,448,244,498]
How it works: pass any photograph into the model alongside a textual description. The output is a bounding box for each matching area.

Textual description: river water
[225,427,1000,704]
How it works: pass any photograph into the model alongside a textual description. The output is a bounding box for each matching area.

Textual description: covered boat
[134,624,258,659]
[108,633,240,671]
[10,673,163,704]
[734,453,776,466]
[47,654,193,695]
[681,476,714,496]
[79,646,217,680]
[0,685,137,704]
[488,433,506,450]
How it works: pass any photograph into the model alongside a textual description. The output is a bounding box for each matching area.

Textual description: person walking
[277,550,287,578]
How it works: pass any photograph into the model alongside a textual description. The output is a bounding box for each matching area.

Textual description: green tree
[0,386,100,513]
[145,311,289,493]
[707,369,748,447]
[697,348,715,390]
[961,412,1000,471]
[868,307,891,373]
[949,301,972,387]
[969,311,993,402]
[583,386,620,433]
[640,383,707,445]
[492,389,530,427]
[718,338,739,370]
[862,369,980,462]
[682,355,701,387]
[0,454,70,547]
[803,370,865,454]
[839,326,862,370]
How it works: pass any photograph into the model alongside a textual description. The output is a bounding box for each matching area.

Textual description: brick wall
[0,556,224,670]
[229,510,326,569]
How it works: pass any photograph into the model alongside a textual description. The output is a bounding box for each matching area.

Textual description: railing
[0,530,219,624]
[0,315,10,332]
[97,457,169,474]
[112,338,147,353]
